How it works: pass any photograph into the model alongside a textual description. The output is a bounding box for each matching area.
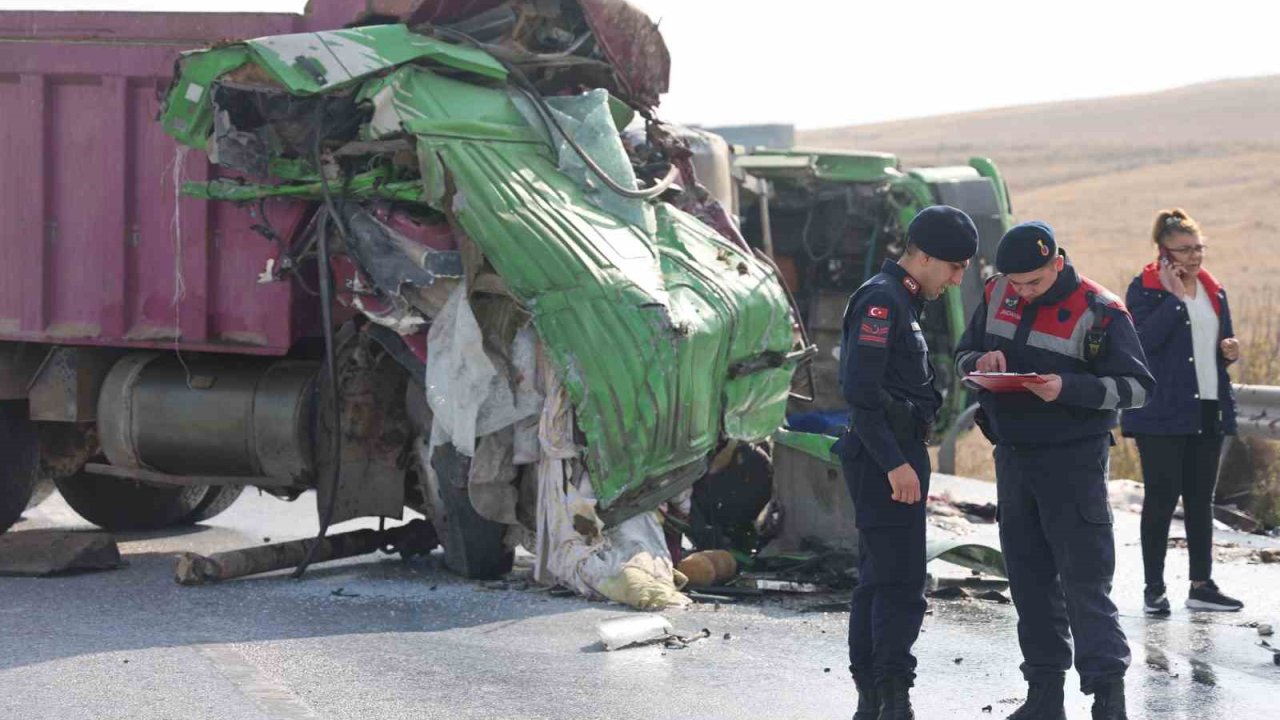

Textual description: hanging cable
[293,110,346,579]
[428,25,681,201]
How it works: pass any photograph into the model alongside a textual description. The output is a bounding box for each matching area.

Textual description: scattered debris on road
[597,614,674,651]
[174,519,436,585]
[928,586,972,601]
[0,530,121,577]
[1214,504,1263,534]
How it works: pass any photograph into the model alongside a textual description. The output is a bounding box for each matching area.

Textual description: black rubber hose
[293,127,345,579]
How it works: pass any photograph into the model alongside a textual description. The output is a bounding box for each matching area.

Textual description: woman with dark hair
[1122,208,1243,614]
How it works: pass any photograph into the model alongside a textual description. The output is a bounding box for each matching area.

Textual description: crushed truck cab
[0,1,805,599]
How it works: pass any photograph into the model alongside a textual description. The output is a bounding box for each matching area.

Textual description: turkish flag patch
[867,306,890,320]
[857,317,891,347]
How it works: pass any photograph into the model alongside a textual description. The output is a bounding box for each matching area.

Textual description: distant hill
[799,75,1280,189]
[798,75,1280,312]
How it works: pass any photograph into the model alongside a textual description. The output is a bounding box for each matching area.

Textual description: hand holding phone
[1157,248,1187,298]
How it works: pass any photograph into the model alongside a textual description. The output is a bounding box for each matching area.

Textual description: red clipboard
[963,372,1047,393]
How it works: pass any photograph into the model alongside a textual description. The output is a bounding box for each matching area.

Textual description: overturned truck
[0,1,807,598]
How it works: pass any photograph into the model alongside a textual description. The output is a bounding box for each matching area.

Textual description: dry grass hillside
[801,76,1280,484]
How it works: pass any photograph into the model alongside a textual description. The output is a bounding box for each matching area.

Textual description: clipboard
[963,372,1047,393]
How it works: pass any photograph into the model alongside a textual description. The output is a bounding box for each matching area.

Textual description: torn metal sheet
[577,0,670,110]
[343,205,464,295]
[763,430,852,555]
[163,24,507,148]
[0,531,122,577]
[925,538,1008,579]
[406,0,507,25]
[521,89,653,232]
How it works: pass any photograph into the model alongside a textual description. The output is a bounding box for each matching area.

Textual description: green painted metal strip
[772,429,837,462]
[161,48,250,148]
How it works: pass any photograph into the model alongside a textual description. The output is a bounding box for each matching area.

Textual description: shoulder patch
[857,317,892,347]
[867,305,890,320]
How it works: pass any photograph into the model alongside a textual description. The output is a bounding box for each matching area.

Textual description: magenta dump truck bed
[0,3,388,355]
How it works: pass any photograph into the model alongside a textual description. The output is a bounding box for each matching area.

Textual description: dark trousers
[1134,409,1224,586]
[843,438,929,683]
[995,435,1130,694]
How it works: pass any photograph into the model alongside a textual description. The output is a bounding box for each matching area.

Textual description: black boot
[875,676,914,720]
[1007,676,1066,720]
[851,673,878,720]
[1090,679,1127,720]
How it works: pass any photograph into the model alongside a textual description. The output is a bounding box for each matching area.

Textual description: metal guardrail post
[937,402,981,475]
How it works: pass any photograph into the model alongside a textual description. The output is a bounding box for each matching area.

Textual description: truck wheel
[179,485,245,524]
[0,401,39,534]
[54,465,209,531]
[430,443,513,580]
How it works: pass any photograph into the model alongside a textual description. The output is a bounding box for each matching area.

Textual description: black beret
[996,221,1057,274]
[907,205,978,262]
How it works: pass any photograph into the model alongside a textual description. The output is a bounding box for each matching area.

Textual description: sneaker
[1144,585,1171,616]
[1185,580,1244,612]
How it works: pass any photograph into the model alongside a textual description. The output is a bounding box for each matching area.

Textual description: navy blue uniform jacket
[1120,263,1237,436]
[954,258,1155,445]
[838,261,941,471]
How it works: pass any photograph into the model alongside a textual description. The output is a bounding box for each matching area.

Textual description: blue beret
[996,221,1057,274]
[907,205,978,262]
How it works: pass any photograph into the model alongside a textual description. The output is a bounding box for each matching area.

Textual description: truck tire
[54,465,210,531]
[0,401,39,534]
[179,484,245,524]
[430,443,513,580]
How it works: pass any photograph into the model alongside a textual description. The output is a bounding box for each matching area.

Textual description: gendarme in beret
[996,221,1058,274]
[907,205,978,262]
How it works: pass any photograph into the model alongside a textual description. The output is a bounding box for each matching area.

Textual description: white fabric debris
[425,282,541,456]
[467,429,519,525]
[532,348,688,610]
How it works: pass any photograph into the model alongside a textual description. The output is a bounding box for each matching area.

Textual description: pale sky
[5,0,1279,129]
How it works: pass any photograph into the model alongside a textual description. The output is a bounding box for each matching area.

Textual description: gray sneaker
[1185,580,1243,612]
[1144,585,1170,616]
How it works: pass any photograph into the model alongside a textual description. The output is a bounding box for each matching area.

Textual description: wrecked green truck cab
[735,147,1014,434]
[159,22,804,535]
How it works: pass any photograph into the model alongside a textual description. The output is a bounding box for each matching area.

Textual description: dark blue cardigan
[1120,262,1237,436]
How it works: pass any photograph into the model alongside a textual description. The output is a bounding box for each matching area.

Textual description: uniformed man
[954,221,1155,720]
[838,205,978,720]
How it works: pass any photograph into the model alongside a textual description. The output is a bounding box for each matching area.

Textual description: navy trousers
[843,438,930,683]
[995,434,1131,694]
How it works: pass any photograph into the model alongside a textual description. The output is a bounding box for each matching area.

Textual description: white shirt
[1186,279,1219,400]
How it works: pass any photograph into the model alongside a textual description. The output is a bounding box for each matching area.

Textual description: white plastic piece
[596,614,673,651]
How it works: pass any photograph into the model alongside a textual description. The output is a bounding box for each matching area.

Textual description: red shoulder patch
[857,317,891,347]
[867,305,890,320]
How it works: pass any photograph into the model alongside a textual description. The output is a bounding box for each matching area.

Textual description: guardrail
[937,384,1280,475]
[1233,385,1280,440]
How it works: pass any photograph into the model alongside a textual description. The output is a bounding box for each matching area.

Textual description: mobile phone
[1158,246,1172,267]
